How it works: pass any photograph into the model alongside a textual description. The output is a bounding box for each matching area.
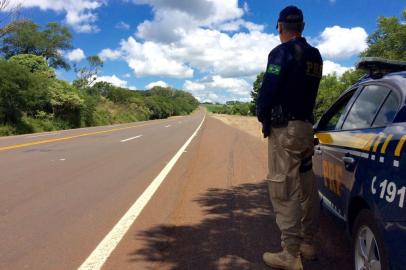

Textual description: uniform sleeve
[256,46,289,123]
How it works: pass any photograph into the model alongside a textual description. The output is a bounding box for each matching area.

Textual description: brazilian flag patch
[267,64,281,75]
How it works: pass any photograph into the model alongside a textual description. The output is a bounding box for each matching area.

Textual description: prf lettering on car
[306,61,322,78]
[322,160,343,196]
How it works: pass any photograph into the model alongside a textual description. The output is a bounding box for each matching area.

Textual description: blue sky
[4,0,406,103]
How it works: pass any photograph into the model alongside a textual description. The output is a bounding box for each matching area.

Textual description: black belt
[287,115,311,122]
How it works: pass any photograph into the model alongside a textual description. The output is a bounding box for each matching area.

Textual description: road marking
[77,115,206,270]
[165,125,171,128]
[120,135,143,143]
[0,119,180,152]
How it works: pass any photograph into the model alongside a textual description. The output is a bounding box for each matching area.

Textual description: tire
[352,209,390,270]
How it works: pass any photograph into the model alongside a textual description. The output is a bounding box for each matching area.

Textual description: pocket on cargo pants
[268,178,289,201]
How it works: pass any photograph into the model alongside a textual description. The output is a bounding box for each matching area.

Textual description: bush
[206,102,253,116]
[0,59,199,136]
[0,125,17,136]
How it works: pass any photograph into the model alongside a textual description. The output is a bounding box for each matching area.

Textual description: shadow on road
[131,182,352,270]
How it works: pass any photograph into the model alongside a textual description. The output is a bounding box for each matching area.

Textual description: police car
[313,57,406,270]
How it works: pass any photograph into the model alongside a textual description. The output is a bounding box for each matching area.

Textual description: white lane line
[120,135,143,143]
[165,125,171,128]
[78,115,206,270]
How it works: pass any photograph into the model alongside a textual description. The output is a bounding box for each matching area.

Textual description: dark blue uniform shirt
[257,37,323,136]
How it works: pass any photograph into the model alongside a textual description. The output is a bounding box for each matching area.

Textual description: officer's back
[257,37,322,133]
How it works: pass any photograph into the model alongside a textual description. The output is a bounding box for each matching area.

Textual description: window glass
[325,103,348,131]
[372,92,399,127]
[321,92,354,131]
[342,85,390,130]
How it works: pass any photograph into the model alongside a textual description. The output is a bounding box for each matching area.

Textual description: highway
[0,109,351,270]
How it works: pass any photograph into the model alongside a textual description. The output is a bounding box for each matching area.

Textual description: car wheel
[352,209,389,270]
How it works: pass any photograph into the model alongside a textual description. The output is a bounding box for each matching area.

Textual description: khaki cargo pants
[267,120,319,255]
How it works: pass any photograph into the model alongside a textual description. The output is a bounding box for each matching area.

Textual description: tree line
[211,10,406,120]
[0,19,199,136]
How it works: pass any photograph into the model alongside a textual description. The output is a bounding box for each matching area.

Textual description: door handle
[342,156,355,164]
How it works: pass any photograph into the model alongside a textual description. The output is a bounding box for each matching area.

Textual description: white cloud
[184,80,206,91]
[323,60,352,76]
[101,29,278,79]
[66,48,86,62]
[183,75,251,103]
[99,48,123,61]
[98,1,368,102]
[132,0,245,43]
[146,80,170,89]
[177,28,279,77]
[9,0,105,33]
[216,19,265,33]
[99,0,277,80]
[133,0,243,25]
[108,37,194,78]
[115,21,130,30]
[315,26,368,60]
[243,2,249,13]
[94,75,136,89]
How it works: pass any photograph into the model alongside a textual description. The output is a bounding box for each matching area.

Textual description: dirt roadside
[210,114,265,141]
[102,114,352,270]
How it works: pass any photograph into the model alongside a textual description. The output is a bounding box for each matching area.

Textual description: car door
[314,89,359,220]
[315,85,393,221]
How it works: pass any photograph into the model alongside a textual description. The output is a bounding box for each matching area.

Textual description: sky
[3,0,406,103]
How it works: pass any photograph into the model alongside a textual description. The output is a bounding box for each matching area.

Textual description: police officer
[256,6,323,270]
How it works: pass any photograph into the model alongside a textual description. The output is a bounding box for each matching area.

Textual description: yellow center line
[0,120,171,152]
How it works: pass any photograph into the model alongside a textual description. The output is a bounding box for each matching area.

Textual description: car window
[372,92,399,127]
[319,91,355,131]
[325,103,348,131]
[342,85,390,130]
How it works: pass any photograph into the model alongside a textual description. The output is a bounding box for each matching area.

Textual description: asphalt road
[0,110,352,270]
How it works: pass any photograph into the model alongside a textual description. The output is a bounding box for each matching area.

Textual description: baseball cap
[276,6,304,29]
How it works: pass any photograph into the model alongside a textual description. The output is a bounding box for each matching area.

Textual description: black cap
[276,6,304,29]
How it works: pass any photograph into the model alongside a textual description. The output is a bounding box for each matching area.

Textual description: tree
[250,72,264,115]
[1,20,73,69]
[362,10,406,61]
[9,54,55,78]
[0,0,21,38]
[0,59,50,124]
[43,22,73,70]
[49,80,84,127]
[73,55,103,88]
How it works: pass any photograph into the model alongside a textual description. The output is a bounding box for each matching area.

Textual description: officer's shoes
[263,249,303,270]
[300,242,318,260]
